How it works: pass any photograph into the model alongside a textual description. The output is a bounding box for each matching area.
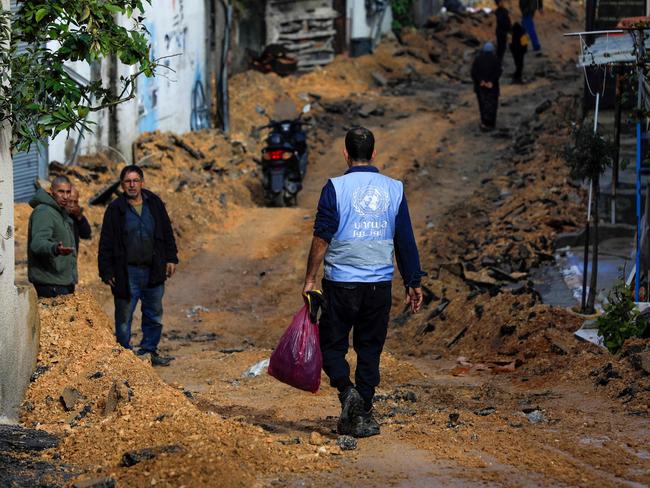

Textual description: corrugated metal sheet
[10,0,47,202]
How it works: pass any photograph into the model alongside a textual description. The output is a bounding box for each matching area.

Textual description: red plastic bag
[268,304,322,393]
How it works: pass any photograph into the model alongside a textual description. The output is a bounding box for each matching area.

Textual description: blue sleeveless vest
[324,171,403,282]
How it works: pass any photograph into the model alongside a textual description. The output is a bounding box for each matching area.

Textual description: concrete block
[0,286,39,422]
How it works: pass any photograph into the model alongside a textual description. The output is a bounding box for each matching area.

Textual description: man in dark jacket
[519,0,542,52]
[98,165,179,366]
[67,185,92,251]
[28,176,77,298]
[471,42,503,130]
[303,127,425,438]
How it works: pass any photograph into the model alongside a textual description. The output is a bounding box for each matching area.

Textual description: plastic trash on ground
[268,296,323,393]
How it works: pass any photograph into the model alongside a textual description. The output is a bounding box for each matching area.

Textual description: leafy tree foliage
[563,123,616,181]
[0,1,155,152]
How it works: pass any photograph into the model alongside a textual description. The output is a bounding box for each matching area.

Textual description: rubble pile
[21,292,339,486]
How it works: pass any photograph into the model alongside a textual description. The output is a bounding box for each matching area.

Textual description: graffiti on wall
[139,21,158,133]
[138,0,209,133]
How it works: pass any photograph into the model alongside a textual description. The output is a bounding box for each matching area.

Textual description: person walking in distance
[67,185,92,252]
[495,0,512,63]
[27,176,77,298]
[471,42,503,131]
[510,22,528,83]
[519,0,542,52]
[303,127,425,438]
[98,165,178,366]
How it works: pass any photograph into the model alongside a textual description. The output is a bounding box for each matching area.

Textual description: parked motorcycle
[255,104,311,207]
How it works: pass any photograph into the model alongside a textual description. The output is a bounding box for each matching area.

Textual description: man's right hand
[56,242,74,256]
[106,277,116,287]
[405,287,424,314]
[303,279,316,295]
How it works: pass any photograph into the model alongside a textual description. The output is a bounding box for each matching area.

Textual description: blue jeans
[522,15,541,51]
[114,266,165,353]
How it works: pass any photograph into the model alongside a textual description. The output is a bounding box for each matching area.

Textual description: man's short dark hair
[51,175,71,187]
[345,127,375,162]
[119,165,144,181]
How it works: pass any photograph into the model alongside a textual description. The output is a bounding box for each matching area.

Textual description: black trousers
[34,284,75,298]
[476,88,499,128]
[319,280,392,409]
[512,50,525,81]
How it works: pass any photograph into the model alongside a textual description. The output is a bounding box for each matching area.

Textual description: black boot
[337,386,364,435]
[351,408,380,438]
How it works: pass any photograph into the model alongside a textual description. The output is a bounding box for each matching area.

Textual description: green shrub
[391,0,415,31]
[597,282,647,353]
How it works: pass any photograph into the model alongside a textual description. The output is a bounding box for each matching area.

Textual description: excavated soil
[12,1,650,486]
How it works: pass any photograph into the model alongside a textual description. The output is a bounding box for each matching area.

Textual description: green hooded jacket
[27,188,78,286]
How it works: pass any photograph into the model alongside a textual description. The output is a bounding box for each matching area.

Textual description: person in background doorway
[510,22,528,83]
[519,0,542,52]
[495,0,512,63]
[303,127,425,438]
[471,42,503,131]
[98,165,178,367]
[67,185,92,252]
[27,175,77,298]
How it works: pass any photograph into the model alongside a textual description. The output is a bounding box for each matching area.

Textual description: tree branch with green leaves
[0,1,156,152]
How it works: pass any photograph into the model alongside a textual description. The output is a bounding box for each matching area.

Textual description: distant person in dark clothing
[519,0,542,52]
[471,42,503,130]
[98,165,179,367]
[28,176,77,298]
[67,186,91,251]
[510,22,528,83]
[495,0,512,62]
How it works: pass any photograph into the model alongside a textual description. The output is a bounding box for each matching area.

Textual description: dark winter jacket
[495,6,512,35]
[510,22,528,54]
[72,215,92,251]
[98,189,178,299]
[471,51,502,94]
[27,189,78,286]
[519,0,541,17]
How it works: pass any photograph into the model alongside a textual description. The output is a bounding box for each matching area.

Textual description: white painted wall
[49,0,209,164]
[347,0,393,42]
[0,0,39,422]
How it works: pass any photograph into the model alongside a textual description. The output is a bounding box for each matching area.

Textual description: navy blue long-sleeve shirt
[314,166,425,288]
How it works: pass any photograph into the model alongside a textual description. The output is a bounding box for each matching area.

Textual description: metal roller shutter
[10,0,48,202]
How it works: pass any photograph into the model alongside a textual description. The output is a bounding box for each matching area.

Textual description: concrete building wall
[49,0,212,164]
[0,0,40,422]
[347,0,393,52]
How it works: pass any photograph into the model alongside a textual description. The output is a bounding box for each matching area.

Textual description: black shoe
[150,352,174,367]
[351,408,381,438]
[337,387,364,435]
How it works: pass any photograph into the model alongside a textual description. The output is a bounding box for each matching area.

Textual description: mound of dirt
[21,292,340,486]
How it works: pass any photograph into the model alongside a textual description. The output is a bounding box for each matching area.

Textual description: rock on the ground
[72,477,116,488]
[309,431,325,446]
[60,386,81,411]
[121,445,182,467]
[336,435,357,451]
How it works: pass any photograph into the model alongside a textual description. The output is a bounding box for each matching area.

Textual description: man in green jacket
[28,175,77,298]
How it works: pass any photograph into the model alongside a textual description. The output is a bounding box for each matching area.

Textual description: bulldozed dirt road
[11,4,650,487]
[151,16,649,488]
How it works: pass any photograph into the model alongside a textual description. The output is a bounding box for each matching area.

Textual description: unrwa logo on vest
[352,186,390,216]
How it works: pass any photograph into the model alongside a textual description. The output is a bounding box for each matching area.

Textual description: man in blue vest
[303,127,424,438]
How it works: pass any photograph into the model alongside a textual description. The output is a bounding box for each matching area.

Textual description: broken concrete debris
[103,381,131,415]
[121,445,183,467]
[60,386,82,411]
[336,436,358,451]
